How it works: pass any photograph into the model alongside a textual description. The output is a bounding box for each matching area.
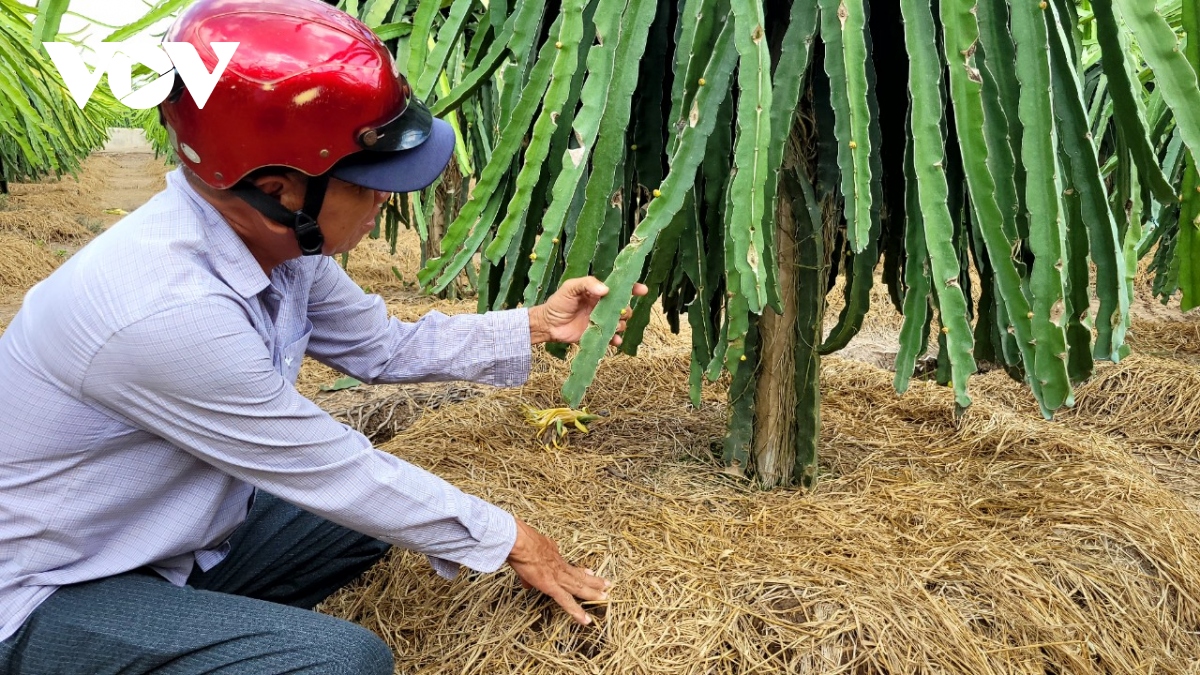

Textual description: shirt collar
[168,169,272,299]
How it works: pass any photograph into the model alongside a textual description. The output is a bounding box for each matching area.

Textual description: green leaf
[899,0,976,408]
[31,0,67,47]
[562,18,739,406]
[320,377,363,392]
[105,0,193,42]
[1112,0,1200,169]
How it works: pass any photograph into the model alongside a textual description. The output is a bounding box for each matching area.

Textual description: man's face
[317,178,393,256]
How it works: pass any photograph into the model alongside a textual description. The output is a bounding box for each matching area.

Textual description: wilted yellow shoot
[524,406,605,449]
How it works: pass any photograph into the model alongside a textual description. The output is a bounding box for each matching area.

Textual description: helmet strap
[231,174,330,256]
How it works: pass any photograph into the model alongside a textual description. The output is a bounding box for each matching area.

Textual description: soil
[91,152,171,227]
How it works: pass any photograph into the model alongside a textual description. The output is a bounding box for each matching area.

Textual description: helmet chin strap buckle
[293,173,330,257]
[292,211,324,256]
[231,173,330,258]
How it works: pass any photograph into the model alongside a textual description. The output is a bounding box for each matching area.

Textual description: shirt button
[284,357,293,366]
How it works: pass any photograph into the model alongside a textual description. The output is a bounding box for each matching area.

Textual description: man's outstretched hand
[528,277,650,346]
[506,517,610,625]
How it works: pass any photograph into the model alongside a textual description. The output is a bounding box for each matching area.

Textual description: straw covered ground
[314,340,1200,674]
[4,153,1200,673]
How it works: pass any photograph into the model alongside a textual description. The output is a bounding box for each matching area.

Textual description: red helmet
[161,0,451,192]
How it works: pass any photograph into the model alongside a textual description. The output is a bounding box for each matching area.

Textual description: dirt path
[91,152,170,227]
[0,151,168,328]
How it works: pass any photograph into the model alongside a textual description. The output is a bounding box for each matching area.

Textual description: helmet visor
[332,117,455,193]
[357,95,434,152]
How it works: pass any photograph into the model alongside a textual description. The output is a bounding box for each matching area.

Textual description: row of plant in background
[1086,0,1200,310]
[0,0,190,191]
[361,0,1197,488]
[0,0,114,191]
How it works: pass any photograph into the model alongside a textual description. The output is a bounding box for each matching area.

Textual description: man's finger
[572,573,610,602]
[631,283,649,297]
[585,568,614,591]
[576,276,608,298]
[561,277,607,299]
[610,335,623,346]
[548,587,591,625]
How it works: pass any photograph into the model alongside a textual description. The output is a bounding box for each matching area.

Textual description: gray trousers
[0,493,394,674]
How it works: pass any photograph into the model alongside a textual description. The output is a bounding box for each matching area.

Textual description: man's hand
[507,517,610,625]
[528,277,650,346]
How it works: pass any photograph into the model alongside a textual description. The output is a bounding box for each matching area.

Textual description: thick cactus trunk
[752,153,825,488]
[752,192,799,488]
[425,162,467,300]
[744,110,825,488]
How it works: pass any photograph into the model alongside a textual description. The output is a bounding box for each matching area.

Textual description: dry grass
[0,210,93,243]
[340,232,426,296]
[0,155,140,247]
[318,352,1200,675]
[1062,355,1200,509]
[5,155,110,208]
[1066,354,1200,449]
[1127,319,1200,360]
[296,294,691,416]
[972,345,1200,509]
[0,235,61,288]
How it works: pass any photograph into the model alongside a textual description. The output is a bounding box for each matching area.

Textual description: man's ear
[252,172,306,213]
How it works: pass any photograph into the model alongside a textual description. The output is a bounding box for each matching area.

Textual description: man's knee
[359,536,392,561]
[315,621,393,675]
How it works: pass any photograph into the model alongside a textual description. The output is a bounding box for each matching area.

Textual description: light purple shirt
[0,169,528,642]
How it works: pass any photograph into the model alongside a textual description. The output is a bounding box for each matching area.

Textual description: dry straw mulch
[340,233,426,295]
[1063,354,1200,509]
[0,210,93,243]
[1066,354,1199,452]
[4,156,110,211]
[1128,319,1200,361]
[0,235,61,289]
[0,163,98,244]
[319,351,1200,675]
[972,343,1200,510]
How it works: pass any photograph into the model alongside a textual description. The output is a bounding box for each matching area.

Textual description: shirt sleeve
[79,301,516,578]
[304,256,531,387]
